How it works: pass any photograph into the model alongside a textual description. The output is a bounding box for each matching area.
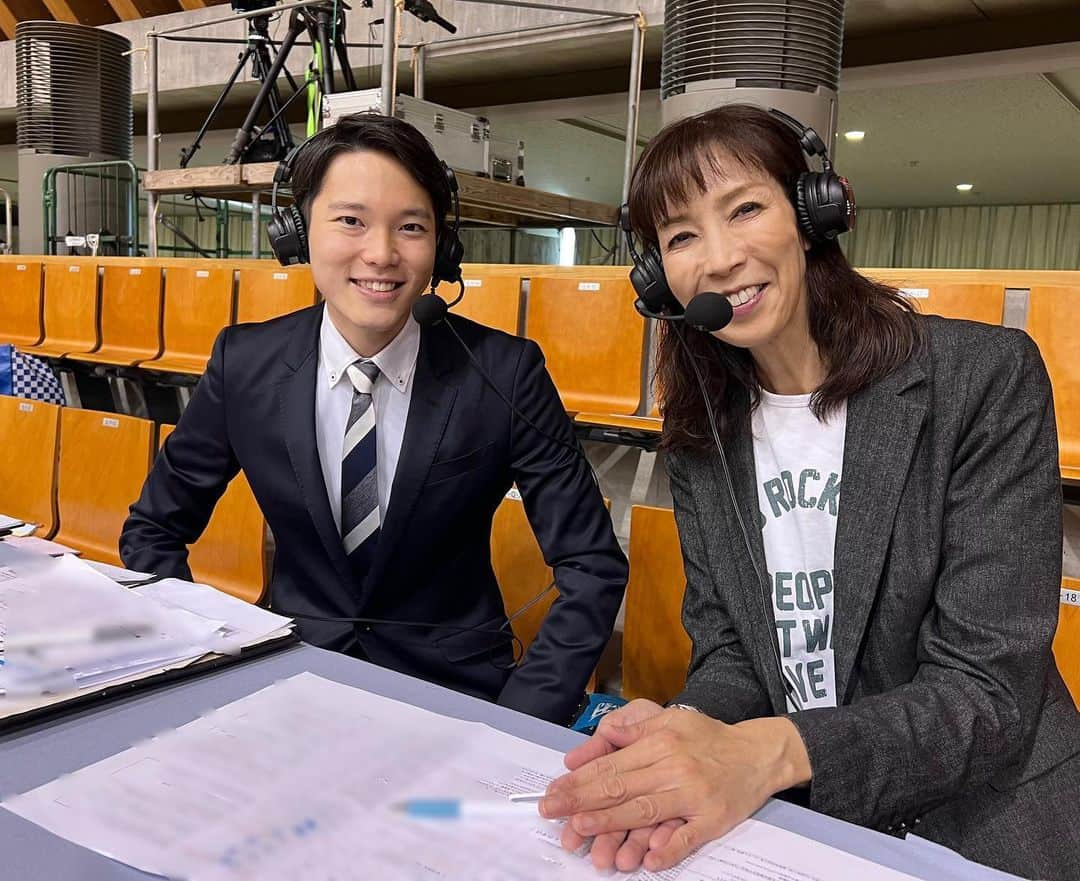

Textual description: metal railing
[42,160,140,256]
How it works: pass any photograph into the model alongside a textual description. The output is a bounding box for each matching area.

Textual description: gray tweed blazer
[670,315,1080,880]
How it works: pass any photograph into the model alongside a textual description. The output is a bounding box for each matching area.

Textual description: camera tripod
[180,2,358,167]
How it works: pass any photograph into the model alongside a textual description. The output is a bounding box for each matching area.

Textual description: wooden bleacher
[54,408,154,567]
[436,271,522,335]
[1055,577,1080,709]
[526,274,645,417]
[236,264,317,324]
[0,260,44,348]
[141,264,235,375]
[0,396,61,538]
[73,264,164,368]
[22,261,100,359]
[1026,285,1080,483]
[158,424,267,603]
[621,505,691,704]
[491,493,558,655]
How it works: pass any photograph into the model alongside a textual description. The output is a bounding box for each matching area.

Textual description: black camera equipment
[179,1,359,168]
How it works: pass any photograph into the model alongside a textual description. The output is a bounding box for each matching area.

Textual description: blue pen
[394,791,545,819]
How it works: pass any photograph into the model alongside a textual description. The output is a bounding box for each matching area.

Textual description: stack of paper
[1,673,926,881]
[0,549,293,706]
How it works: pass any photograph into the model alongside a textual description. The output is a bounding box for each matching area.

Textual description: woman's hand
[557,699,680,871]
[542,710,812,872]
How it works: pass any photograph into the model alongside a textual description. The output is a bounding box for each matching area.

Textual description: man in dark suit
[120,114,627,725]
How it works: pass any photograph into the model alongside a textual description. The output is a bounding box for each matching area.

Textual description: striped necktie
[341,360,381,576]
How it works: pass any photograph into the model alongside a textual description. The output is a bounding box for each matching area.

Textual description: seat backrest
[236,265,317,324]
[1054,578,1080,709]
[897,282,1006,325]
[622,505,692,703]
[526,275,645,414]
[40,260,100,354]
[157,424,267,603]
[435,272,522,335]
[491,493,557,655]
[0,396,60,537]
[0,260,44,347]
[55,408,153,566]
[1027,285,1080,478]
[96,265,164,361]
[155,265,235,368]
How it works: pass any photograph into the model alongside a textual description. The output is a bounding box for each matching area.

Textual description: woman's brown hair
[626,104,920,451]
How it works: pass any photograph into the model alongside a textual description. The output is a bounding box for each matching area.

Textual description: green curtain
[842,204,1080,269]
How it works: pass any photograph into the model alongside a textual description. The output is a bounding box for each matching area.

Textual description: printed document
[3,672,922,881]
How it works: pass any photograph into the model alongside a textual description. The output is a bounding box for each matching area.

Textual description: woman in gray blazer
[539,104,1080,880]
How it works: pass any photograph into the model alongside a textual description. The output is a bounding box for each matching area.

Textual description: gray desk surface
[0,644,1018,881]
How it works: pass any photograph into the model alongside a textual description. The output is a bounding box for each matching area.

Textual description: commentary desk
[0,644,1018,881]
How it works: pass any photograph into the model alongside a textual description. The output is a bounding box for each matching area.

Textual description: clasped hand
[539,699,811,873]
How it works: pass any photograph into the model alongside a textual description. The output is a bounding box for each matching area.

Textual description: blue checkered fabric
[0,345,66,405]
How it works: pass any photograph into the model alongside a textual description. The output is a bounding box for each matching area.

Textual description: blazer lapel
[276,306,353,587]
[358,324,457,606]
[716,422,791,713]
[831,359,928,702]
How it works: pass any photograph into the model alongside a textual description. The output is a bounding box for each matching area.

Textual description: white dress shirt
[315,306,420,533]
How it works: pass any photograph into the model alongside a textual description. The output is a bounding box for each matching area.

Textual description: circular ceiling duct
[16,21,132,158]
[661,0,845,152]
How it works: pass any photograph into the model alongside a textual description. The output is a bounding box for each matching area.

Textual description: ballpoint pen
[393,791,547,819]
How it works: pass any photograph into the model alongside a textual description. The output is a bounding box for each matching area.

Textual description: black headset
[266,132,465,289]
[620,107,856,321]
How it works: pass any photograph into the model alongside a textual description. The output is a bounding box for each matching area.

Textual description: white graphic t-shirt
[751,389,846,712]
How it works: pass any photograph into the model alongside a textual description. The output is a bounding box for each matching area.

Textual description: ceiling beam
[107,0,180,19]
[41,0,119,24]
[178,0,205,8]
[0,0,18,39]
[2,0,54,33]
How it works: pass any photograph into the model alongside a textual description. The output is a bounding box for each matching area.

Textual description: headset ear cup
[794,173,820,243]
[288,205,309,264]
[433,228,464,285]
[639,242,682,316]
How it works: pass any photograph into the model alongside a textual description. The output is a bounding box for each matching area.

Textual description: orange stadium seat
[435,271,522,335]
[0,260,44,348]
[491,492,558,656]
[1054,578,1080,709]
[1026,286,1080,482]
[621,505,692,704]
[897,282,1006,325]
[54,408,153,566]
[236,264,317,324]
[73,264,163,367]
[22,261,100,359]
[526,275,645,416]
[142,264,235,375]
[158,424,267,603]
[0,396,61,538]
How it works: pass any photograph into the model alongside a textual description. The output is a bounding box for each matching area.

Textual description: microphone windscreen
[411,293,449,327]
[685,292,734,332]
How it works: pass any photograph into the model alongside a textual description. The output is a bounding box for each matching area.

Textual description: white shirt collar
[319,305,420,394]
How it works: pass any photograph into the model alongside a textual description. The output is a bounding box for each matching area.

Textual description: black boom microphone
[634,290,733,332]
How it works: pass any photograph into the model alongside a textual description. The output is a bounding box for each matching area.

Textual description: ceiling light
[843,131,865,142]
[955,183,974,192]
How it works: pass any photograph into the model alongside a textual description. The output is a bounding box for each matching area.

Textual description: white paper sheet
[83,560,155,585]
[2,673,922,881]
[133,578,292,654]
[0,513,25,531]
[0,536,80,556]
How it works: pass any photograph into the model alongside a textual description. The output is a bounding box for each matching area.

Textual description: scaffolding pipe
[413,43,426,99]
[622,13,645,203]
[380,0,399,115]
[147,31,159,256]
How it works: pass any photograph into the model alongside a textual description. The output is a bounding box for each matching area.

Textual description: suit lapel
[716,421,791,713]
[359,324,457,605]
[276,305,353,587]
[831,359,928,702]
